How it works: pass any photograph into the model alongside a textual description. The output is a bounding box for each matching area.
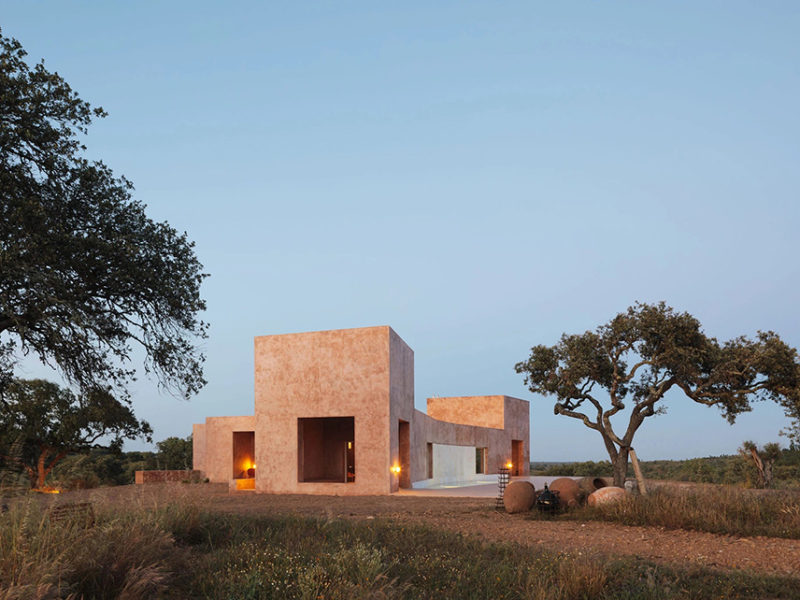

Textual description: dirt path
[77,485,800,577]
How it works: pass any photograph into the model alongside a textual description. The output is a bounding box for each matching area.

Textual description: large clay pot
[577,476,608,496]
[587,486,627,507]
[504,481,536,513]
[549,477,581,508]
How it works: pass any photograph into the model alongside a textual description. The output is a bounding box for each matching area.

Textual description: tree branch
[555,404,600,432]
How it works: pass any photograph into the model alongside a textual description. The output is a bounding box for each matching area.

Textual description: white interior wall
[427,444,477,486]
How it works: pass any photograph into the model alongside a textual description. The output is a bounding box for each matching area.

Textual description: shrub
[528,485,800,539]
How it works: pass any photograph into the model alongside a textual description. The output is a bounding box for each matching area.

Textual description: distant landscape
[3,438,799,492]
[532,449,800,488]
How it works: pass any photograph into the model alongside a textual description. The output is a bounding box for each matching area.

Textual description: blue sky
[4,2,799,460]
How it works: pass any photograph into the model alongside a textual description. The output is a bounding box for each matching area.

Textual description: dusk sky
[4,2,799,461]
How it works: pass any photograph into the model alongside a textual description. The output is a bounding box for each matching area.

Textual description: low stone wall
[134,470,203,484]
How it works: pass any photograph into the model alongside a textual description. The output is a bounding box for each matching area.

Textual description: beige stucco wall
[388,329,415,492]
[254,326,397,495]
[409,395,530,483]
[192,423,206,474]
[193,326,530,494]
[426,395,506,429]
[193,415,255,484]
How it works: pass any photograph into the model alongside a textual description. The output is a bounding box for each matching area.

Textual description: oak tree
[0,379,151,489]
[515,302,800,486]
[0,29,207,400]
[156,435,192,470]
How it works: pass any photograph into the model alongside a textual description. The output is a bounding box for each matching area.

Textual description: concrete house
[193,326,529,495]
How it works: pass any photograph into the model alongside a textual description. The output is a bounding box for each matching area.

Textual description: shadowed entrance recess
[233,431,255,490]
[297,417,355,483]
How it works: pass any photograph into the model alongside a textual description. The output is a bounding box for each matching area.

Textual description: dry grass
[1,485,799,599]
[538,484,800,539]
[0,495,186,599]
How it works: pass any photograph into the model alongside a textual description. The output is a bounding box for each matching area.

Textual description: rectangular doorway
[297,417,355,483]
[232,431,255,489]
[426,442,433,479]
[475,447,488,474]
[511,439,523,476]
[398,420,410,488]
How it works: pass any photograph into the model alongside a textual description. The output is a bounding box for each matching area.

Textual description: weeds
[528,485,800,539]
[0,499,182,599]
[1,489,798,599]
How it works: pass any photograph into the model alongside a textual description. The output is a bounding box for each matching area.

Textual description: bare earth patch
[72,484,800,577]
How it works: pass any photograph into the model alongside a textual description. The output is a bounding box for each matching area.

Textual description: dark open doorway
[426,442,433,479]
[398,420,410,488]
[475,447,487,474]
[511,439,523,476]
[297,417,355,483]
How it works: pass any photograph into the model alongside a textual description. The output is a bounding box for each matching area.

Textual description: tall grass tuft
[0,497,184,599]
[569,486,800,539]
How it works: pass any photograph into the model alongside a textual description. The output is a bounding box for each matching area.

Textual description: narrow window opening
[398,420,410,488]
[426,442,433,479]
[475,447,487,474]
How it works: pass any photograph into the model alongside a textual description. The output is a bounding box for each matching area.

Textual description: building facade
[193,326,529,495]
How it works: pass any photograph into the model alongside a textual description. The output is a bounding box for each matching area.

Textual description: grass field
[2,487,800,599]
[528,483,800,540]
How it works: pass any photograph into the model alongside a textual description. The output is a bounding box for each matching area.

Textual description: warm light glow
[347,442,352,450]
[506,461,513,469]
[390,465,401,474]
[235,478,255,490]
[32,487,61,494]
[252,464,256,469]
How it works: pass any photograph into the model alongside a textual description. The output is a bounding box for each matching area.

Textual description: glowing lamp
[390,465,401,474]
[506,461,513,469]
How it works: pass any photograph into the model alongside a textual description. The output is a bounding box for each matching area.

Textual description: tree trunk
[612,447,629,487]
[764,459,774,489]
[749,448,766,488]
[36,449,49,489]
[32,447,66,490]
[629,447,648,495]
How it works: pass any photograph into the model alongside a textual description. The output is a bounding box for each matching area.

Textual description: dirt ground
[67,483,800,578]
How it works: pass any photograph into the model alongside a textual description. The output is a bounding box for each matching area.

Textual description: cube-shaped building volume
[193,326,530,494]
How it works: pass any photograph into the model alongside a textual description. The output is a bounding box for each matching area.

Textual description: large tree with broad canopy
[515,302,800,486]
[0,28,207,401]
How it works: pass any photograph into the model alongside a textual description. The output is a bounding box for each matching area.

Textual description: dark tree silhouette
[0,29,207,401]
[0,379,151,489]
[516,302,800,486]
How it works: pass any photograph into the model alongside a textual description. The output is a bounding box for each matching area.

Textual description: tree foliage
[156,435,192,470]
[740,440,782,489]
[0,29,207,400]
[515,302,800,486]
[0,379,151,488]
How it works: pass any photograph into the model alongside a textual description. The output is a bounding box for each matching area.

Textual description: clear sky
[4,2,799,461]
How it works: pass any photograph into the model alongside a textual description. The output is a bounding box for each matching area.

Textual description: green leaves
[0,29,207,401]
[516,302,800,484]
[0,378,151,487]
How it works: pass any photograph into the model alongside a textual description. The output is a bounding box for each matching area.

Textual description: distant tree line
[0,435,192,491]
[531,447,800,488]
